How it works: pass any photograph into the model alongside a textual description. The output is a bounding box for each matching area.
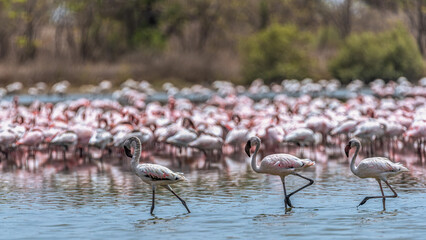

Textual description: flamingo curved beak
[124,145,133,158]
[344,144,351,157]
[245,140,251,157]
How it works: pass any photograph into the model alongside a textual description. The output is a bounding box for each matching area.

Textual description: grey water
[1,87,374,105]
[0,156,425,240]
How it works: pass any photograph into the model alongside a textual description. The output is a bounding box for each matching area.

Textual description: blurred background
[0,0,425,89]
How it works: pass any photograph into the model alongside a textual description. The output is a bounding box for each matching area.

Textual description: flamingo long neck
[350,144,360,175]
[251,141,262,173]
[131,139,142,171]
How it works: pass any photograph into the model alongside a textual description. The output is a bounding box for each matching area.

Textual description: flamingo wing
[260,154,305,174]
[357,157,400,175]
[137,164,184,182]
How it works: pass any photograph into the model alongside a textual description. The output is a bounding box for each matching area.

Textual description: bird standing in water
[245,136,315,212]
[124,136,190,214]
[345,138,409,211]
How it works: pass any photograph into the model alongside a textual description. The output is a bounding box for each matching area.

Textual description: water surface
[0,155,425,240]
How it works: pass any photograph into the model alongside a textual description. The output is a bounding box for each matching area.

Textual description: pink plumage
[245,136,315,212]
[124,136,190,215]
[345,138,409,211]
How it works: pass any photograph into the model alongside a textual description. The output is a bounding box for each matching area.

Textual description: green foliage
[132,28,166,50]
[315,26,342,49]
[329,26,425,83]
[240,24,314,83]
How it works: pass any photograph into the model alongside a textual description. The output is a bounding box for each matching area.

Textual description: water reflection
[134,214,190,229]
[0,152,425,239]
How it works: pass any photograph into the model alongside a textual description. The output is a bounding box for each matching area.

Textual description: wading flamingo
[345,138,409,211]
[123,136,190,214]
[245,136,315,211]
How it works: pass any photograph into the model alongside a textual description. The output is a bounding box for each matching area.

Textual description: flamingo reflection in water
[123,136,190,215]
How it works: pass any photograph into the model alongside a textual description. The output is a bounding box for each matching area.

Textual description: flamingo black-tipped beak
[245,140,251,157]
[344,144,351,158]
[124,146,133,158]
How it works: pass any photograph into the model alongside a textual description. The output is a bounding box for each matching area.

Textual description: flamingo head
[124,145,133,158]
[344,143,351,157]
[245,136,260,157]
[123,138,134,158]
[345,138,361,157]
[245,140,251,157]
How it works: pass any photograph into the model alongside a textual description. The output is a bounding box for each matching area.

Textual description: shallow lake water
[0,154,425,240]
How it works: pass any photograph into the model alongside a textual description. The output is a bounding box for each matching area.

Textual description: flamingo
[353,120,386,156]
[330,119,358,137]
[16,129,44,157]
[344,138,409,210]
[188,132,223,160]
[284,128,316,157]
[0,129,17,159]
[166,119,198,155]
[88,129,113,159]
[50,131,78,160]
[123,136,190,214]
[245,136,315,211]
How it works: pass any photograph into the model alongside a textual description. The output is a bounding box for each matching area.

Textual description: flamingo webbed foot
[285,206,293,213]
[181,199,191,213]
[357,197,371,207]
[285,196,294,208]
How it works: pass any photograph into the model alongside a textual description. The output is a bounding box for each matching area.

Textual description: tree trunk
[341,0,352,38]
[417,0,425,55]
[0,32,9,59]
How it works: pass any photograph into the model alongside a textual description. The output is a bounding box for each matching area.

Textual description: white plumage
[166,129,197,147]
[225,128,250,145]
[188,134,223,150]
[245,136,315,212]
[284,128,315,146]
[89,129,113,149]
[353,120,385,139]
[330,120,357,136]
[354,157,408,179]
[135,163,186,185]
[124,136,190,214]
[345,138,409,210]
[257,154,314,176]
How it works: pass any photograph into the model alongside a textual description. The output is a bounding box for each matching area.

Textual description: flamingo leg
[151,185,156,215]
[287,173,314,199]
[300,145,305,158]
[163,185,191,213]
[202,149,208,159]
[358,180,398,209]
[62,146,67,161]
[280,176,293,210]
[378,180,385,211]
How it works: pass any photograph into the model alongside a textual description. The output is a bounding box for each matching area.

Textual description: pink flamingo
[188,132,223,161]
[245,136,315,211]
[345,138,409,210]
[16,129,44,157]
[70,124,94,157]
[0,129,17,159]
[124,136,190,214]
[284,128,316,158]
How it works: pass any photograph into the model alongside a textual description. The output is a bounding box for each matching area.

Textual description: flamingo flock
[0,78,423,213]
[0,78,425,165]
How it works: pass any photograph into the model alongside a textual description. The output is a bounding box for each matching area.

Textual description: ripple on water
[0,156,425,240]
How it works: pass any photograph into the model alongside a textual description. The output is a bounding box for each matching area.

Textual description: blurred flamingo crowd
[0,77,425,171]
